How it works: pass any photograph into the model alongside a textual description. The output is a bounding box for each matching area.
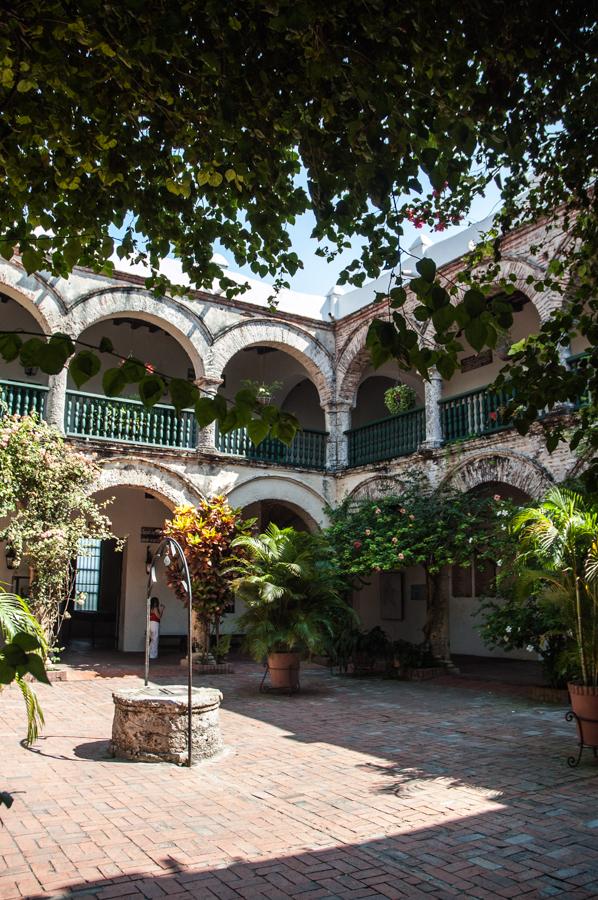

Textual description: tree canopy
[0,2,596,446]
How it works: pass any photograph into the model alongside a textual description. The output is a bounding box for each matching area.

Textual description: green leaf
[194,397,217,427]
[19,337,45,369]
[463,289,486,317]
[415,257,436,283]
[69,350,100,387]
[435,354,456,380]
[103,367,127,397]
[247,417,270,446]
[0,333,22,362]
[120,358,146,383]
[0,657,16,685]
[169,378,198,412]
[139,374,165,407]
[98,336,114,353]
[431,306,455,331]
[24,653,50,684]
[464,318,488,352]
[12,632,42,652]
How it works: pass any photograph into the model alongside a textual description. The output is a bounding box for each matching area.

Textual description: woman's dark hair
[150,596,160,609]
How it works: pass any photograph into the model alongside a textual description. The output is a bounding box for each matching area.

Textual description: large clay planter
[267,651,301,690]
[568,683,598,747]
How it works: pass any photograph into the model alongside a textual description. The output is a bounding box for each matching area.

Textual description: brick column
[194,375,223,452]
[420,368,443,450]
[323,400,353,470]
[45,367,68,433]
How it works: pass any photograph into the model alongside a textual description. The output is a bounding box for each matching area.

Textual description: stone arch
[93,457,203,510]
[226,474,327,529]
[67,288,210,377]
[336,320,372,405]
[209,319,334,403]
[493,256,562,323]
[0,260,66,331]
[441,450,553,499]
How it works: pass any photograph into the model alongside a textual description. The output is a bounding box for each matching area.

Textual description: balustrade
[0,378,47,417]
[439,385,514,442]
[216,425,328,470]
[65,390,197,449]
[346,407,425,467]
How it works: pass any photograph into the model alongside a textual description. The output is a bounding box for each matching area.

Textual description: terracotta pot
[267,651,301,690]
[568,683,598,747]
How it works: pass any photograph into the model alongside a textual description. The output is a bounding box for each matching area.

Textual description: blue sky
[214,179,502,295]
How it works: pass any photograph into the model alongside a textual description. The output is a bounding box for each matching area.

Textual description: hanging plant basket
[384,384,417,414]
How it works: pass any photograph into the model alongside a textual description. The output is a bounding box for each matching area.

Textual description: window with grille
[75,539,102,612]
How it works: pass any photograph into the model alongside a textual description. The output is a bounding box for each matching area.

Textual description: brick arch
[208,320,334,403]
[66,288,210,377]
[441,450,553,499]
[0,260,66,331]
[336,320,373,404]
[226,474,328,529]
[93,457,203,510]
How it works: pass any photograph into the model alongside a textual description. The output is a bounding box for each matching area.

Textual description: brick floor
[1,660,597,899]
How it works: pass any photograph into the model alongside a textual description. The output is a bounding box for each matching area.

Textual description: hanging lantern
[5,544,17,569]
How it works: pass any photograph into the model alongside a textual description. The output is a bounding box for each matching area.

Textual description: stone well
[110,685,223,765]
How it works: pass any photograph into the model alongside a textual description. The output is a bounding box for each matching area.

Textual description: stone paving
[1,660,598,899]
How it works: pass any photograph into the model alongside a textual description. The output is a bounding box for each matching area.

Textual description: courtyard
[1,660,598,899]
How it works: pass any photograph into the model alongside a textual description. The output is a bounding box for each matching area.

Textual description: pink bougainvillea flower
[494,494,501,501]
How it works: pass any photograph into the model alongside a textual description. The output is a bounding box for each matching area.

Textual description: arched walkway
[67,288,209,378]
[209,320,334,404]
[93,457,202,510]
[441,450,553,499]
[226,475,327,529]
[0,261,65,331]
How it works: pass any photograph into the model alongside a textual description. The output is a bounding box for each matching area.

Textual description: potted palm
[228,524,354,690]
[512,488,598,753]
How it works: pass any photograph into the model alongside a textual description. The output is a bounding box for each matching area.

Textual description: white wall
[95,487,187,651]
[68,319,194,398]
[0,298,48,386]
[443,298,541,397]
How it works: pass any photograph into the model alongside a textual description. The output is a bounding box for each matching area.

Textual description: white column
[194,375,223,452]
[45,368,68,433]
[323,400,353,470]
[420,368,443,449]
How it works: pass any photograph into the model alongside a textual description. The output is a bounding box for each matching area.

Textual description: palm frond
[15,676,45,746]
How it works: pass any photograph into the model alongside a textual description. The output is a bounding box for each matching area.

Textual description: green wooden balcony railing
[346,407,425,467]
[216,425,328,470]
[65,390,197,449]
[0,378,47,418]
[440,385,515,442]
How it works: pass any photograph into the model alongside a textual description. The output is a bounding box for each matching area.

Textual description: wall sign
[460,349,493,372]
[141,526,163,543]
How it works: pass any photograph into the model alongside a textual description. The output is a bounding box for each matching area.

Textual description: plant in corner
[512,487,598,747]
[228,524,355,690]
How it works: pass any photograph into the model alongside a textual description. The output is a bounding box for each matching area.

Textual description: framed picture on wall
[380,570,404,621]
